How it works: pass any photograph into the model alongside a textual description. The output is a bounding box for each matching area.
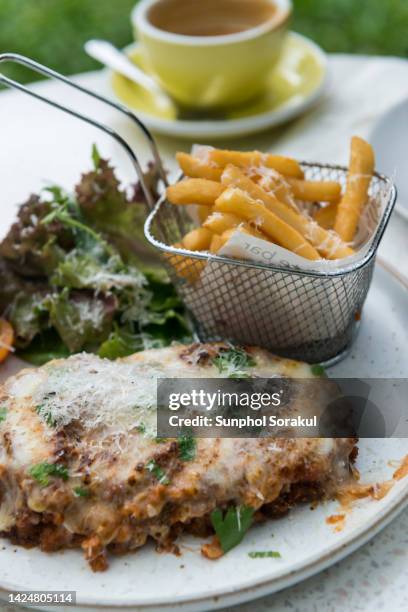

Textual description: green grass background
[0,0,407,83]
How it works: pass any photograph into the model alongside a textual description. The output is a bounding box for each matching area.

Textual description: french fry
[221,165,354,260]
[253,172,296,206]
[166,178,224,206]
[222,165,294,212]
[214,188,321,261]
[209,225,264,254]
[212,228,245,253]
[219,229,236,243]
[165,244,205,283]
[203,212,242,235]
[209,149,304,179]
[266,178,295,206]
[182,227,213,251]
[230,224,267,242]
[248,169,341,205]
[334,137,375,242]
[0,319,14,364]
[209,233,227,254]
[314,202,338,229]
[242,165,296,207]
[176,152,223,181]
[197,205,212,223]
[243,225,267,240]
[287,178,342,203]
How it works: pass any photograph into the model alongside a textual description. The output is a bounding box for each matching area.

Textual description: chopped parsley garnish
[29,462,69,487]
[35,404,56,428]
[0,406,7,422]
[178,435,197,461]
[311,364,326,377]
[146,459,170,485]
[137,423,146,434]
[213,347,256,379]
[248,551,281,559]
[74,486,90,498]
[210,505,255,553]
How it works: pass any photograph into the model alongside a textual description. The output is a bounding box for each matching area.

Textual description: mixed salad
[0,147,191,365]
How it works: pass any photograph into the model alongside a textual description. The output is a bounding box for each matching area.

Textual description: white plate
[0,265,407,612]
[0,67,406,610]
[110,32,328,139]
[371,98,408,221]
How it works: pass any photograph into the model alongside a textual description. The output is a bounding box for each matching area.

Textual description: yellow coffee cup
[132,0,292,110]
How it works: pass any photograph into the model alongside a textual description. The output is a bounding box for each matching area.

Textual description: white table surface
[0,52,407,611]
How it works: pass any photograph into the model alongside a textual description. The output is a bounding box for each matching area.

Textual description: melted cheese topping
[3,347,314,441]
[31,354,164,436]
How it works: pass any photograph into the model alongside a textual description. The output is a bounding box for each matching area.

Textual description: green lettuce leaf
[1,147,190,365]
[75,151,163,271]
[51,250,147,293]
[17,329,71,366]
[0,194,75,277]
[8,292,50,348]
[45,289,117,353]
[98,325,144,360]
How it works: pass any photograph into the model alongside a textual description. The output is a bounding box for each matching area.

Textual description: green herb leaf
[35,404,56,428]
[29,462,69,487]
[137,423,146,435]
[178,435,197,461]
[145,459,170,485]
[0,406,7,422]
[91,144,101,169]
[248,551,281,559]
[41,203,113,256]
[210,506,255,553]
[311,364,326,377]
[43,185,69,205]
[74,486,90,498]
[213,347,256,379]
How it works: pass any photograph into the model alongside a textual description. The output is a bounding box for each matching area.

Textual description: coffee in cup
[147,0,282,37]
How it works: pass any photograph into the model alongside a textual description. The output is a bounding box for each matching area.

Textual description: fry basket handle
[0,53,167,208]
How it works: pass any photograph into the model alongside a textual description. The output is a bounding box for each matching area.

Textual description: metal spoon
[84,39,174,113]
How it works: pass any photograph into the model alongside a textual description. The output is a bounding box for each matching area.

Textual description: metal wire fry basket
[0,53,397,366]
[145,164,397,365]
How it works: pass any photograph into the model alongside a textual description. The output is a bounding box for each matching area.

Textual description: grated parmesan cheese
[34,353,165,437]
[191,144,215,165]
